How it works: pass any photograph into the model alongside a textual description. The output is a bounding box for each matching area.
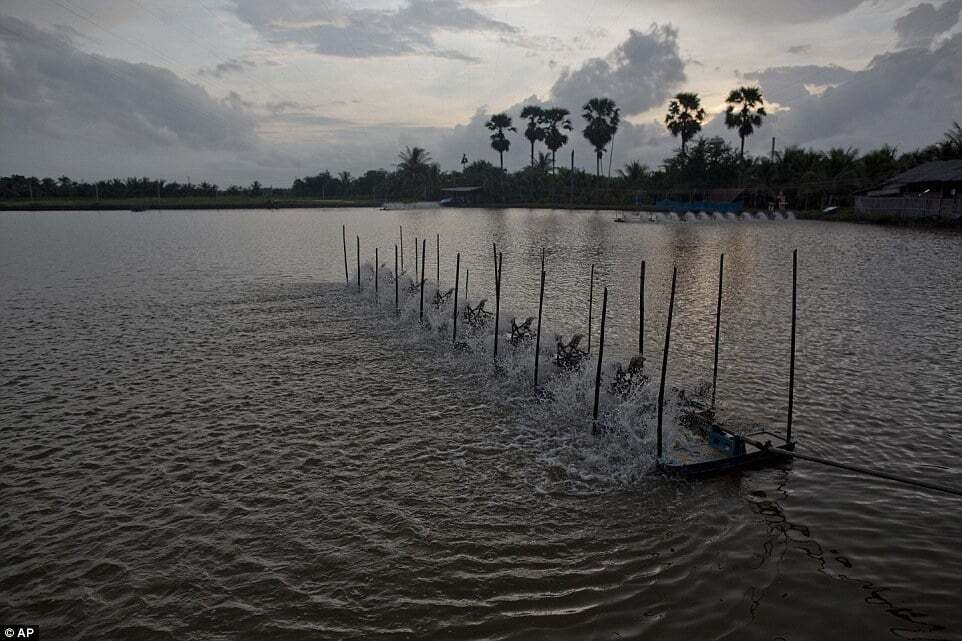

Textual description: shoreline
[3,199,959,227]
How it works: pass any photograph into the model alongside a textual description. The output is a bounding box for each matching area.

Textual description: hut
[856,160,962,220]
[440,186,482,206]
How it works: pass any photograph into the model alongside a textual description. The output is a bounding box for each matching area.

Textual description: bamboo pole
[493,252,503,361]
[399,226,404,272]
[712,254,724,407]
[453,253,461,343]
[419,238,426,323]
[657,267,678,459]
[436,233,440,290]
[639,260,645,355]
[592,287,609,434]
[464,269,469,304]
[787,249,797,442]
[342,225,348,285]
[587,264,595,353]
[394,244,399,316]
[534,266,546,386]
[375,247,379,302]
[356,235,361,293]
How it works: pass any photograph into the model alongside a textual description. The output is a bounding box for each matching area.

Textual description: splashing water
[347,261,690,494]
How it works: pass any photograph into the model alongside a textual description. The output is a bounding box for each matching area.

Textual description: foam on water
[348,262,688,494]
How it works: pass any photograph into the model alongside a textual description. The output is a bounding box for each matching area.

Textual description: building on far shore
[440,186,483,205]
[856,160,962,221]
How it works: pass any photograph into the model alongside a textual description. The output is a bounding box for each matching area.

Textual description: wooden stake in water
[400,226,404,272]
[493,252,503,361]
[639,260,645,355]
[453,253,461,344]
[394,244,399,316]
[587,264,595,353]
[657,267,678,459]
[342,225,349,285]
[592,287,609,434]
[375,247,379,302]
[464,269,469,304]
[419,238,426,323]
[534,266,546,386]
[436,233,440,290]
[712,254,724,407]
[356,235,361,292]
[415,237,419,279]
[787,249,798,443]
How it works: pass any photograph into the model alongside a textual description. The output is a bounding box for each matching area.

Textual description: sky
[1,0,961,186]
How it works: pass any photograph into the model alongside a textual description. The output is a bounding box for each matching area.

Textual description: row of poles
[337,227,962,497]
[342,224,801,459]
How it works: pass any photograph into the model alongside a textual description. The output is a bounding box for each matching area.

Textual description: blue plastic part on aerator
[708,428,747,456]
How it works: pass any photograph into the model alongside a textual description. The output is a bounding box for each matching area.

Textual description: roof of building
[885,159,962,186]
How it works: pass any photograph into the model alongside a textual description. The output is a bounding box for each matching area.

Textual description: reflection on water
[1,207,961,640]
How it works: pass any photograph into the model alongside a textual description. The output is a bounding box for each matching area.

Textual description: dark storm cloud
[549,24,686,116]
[894,0,962,48]
[230,0,518,61]
[0,14,256,151]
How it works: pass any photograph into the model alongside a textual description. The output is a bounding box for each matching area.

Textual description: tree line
[0,175,271,201]
[4,84,960,209]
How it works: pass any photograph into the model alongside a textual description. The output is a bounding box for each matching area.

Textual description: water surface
[2,207,961,640]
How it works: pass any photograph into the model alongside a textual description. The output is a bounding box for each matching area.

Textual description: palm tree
[485,113,516,170]
[724,86,767,162]
[520,105,546,167]
[581,97,620,176]
[618,161,648,184]
[397,146,433,198]
[535,152,552,172]
[665,92,706,154]
[542,107,572,173]
[397,146,432,176]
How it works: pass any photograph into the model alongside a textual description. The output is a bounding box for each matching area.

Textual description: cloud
[199,57,257,78]
[894,0,962,48]
[647,0,869,24]
[787,44,812,55]
[723,33,962,154]
[0,14,256,152]
[549,24,686,116]
[229,0,518,61]
[741,65,856,105]
[428,26,689,172]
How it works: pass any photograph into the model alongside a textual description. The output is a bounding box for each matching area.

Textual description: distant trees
[665,92,706,154]
[581,97,620,176]
[485,113,516,170]
[724,86,767,161]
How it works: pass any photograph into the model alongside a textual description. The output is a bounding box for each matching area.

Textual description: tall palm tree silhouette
[520,105,545,167]
[581,98,620,176]
[542,107,572,174]
[665,92,706,154]
[724,86,767,162]
[485,113,516,170]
